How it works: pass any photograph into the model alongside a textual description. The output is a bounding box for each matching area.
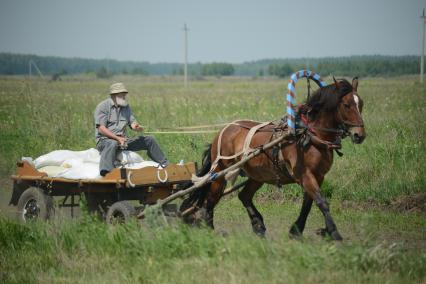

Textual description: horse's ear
[352,77,359,91]
[333,76,339,89]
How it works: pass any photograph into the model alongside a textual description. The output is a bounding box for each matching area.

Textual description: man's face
[113,92,128,107]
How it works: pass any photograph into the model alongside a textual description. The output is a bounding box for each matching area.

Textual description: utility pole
[183,23,189,87]
[305,53,310,71]
[421,9,426,83]
[420,8,426,83]
[28,60,44,80]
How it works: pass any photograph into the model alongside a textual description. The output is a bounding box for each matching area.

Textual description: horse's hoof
[289,224,303,240]
[330,230,343,241]
[253,224,266,238]
[316,228,343,241]
[288,232,302,240]
[252,218,266,237]
[182,213,196,225]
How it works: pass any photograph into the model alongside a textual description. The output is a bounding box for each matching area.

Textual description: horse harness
[264,122,295,185]
[210,112,354,186]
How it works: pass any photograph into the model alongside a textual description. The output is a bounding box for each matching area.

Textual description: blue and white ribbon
[286,70,327,134]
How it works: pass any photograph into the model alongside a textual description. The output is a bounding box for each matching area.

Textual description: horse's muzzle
[349,127,366,144]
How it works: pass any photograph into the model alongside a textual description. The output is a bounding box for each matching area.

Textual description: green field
[0,75,425,283]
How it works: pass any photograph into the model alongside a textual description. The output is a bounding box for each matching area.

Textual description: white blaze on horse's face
[343,77,366,144]
[354,94,360,112]
[345,93,366,144]
[338,91,365,144]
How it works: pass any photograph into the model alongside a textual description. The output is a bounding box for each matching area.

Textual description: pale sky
[0,0,424,63]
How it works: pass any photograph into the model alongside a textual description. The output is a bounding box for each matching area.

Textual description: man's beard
[116,97,128,107]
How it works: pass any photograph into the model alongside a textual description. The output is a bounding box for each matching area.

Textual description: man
[94,82,169,176]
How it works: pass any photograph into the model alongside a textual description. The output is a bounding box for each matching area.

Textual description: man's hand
[117,136,126,146]
[98,125,127,146]
[131,122,144,132]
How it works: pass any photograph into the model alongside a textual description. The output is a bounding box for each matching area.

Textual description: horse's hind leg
[289,192,313,239]
[301,173,342,241]
[238,179,265,237]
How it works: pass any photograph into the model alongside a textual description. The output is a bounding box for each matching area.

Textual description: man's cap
[110,82,128,95]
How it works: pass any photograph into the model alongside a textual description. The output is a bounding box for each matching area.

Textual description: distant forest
[0,52,420,78]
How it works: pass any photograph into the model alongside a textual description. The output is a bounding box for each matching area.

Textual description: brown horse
[181,77,365,240]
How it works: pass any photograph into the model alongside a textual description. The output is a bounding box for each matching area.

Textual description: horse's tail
[180,144,212,216]
[198,143,213,177]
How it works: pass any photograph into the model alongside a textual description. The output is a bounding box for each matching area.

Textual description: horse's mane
[299,78,353,119]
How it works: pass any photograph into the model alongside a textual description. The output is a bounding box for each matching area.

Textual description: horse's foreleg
[289,192,313,239]
[302,173,342,241]
[238,179,265,237]
[201,177,226,229]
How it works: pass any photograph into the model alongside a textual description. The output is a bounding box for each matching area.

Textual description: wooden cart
[9,160,197,223]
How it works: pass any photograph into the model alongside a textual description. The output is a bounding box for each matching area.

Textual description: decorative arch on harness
[286,70,327,134]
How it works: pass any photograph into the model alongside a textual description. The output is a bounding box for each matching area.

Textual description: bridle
[302,91,364,139]
[336,91,365,137]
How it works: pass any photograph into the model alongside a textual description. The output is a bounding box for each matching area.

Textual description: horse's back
[211,120,276,163]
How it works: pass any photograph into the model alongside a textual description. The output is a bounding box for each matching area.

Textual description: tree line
[0,52,420,78]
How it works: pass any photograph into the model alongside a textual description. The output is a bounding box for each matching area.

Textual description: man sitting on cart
[94,82,169,177]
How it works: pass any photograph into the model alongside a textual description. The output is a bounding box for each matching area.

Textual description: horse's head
[335,77,366,144]
[304,77,366,144]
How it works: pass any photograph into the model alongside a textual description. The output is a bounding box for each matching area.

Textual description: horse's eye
[343,103,350,109]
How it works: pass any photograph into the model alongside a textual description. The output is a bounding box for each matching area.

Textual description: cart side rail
[11,161,196,186]
[9,160,197,203]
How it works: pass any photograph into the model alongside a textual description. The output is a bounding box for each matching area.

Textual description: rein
[300,114,345,135]
[297,113,345,155]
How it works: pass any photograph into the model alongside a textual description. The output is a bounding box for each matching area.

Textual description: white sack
[33,148,152,180]
[61,158,84,168]
[117,151,144,164]
[35,148,142,169]
[56,163,101,179]
[34,150,80,169]
[38,165,68,177]
[34,148,98,168]
[82,148,101,164]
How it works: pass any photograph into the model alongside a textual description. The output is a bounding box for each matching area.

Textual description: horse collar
[297,114,344,156]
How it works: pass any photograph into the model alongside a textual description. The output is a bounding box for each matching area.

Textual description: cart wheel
[84,192,116,220]
[106,201,136,225]
[17,187,54,222]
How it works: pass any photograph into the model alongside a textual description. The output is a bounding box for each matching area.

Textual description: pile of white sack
[23,148,160,180]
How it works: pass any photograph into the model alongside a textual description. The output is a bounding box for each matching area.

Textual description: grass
[0,74,425,283]
[1,199,425,284]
